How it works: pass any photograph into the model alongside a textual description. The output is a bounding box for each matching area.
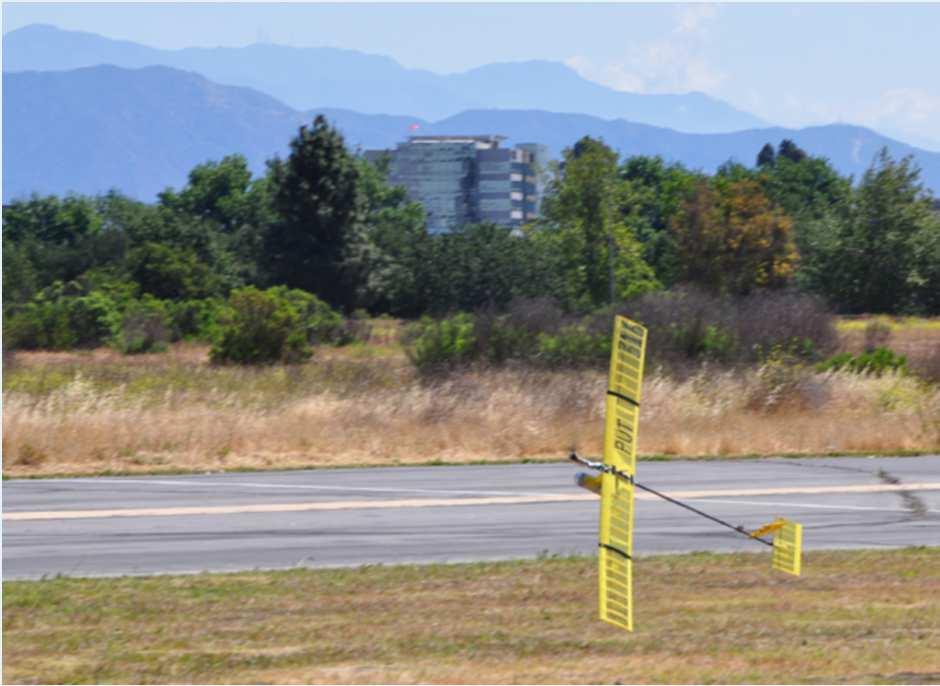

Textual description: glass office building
[370,136,548,233]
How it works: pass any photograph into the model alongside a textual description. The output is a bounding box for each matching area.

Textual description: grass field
[4,319,939,478]
[4,548,939,684]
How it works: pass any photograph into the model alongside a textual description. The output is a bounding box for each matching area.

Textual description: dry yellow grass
[836,315,940,332]
[4,343,939,477]
[837,320,940,383]
[4,548,939,684]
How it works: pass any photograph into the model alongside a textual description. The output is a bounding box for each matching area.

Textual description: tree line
[4,115,939,358]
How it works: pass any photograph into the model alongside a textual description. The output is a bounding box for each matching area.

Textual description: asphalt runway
[3,456,939,579]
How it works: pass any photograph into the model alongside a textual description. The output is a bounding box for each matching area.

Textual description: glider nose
[575,471,602,495]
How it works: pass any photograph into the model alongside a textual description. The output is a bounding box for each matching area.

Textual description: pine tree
[778,139,808,163]
[756,143,776,167]
[263,115,361,308]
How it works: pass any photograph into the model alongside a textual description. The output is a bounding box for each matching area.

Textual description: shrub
[536,325,609,365]
[209,286,351,365]
[472,308,538,364]
[475,318,531,364]
[816,347,908,376]
[271,286,353,346]
[405,313,476,371]
[501,297,571,335]
[3,286,119,350]
[473,297,584,364]
[67,291,120,347]
[405,299,613,370]
[402,290,839,374]
[210,287,312,365]
[622,287,836,367]
[734,291,835,359]
[700,324,737,361]
[624,287,736,364]
[167,298,226,342]
[816,352,853,373]
[114,296,171,354]
[4,302,71,350]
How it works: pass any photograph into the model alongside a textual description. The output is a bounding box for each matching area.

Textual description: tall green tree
[2,194,117,304]
[757,144,851,222]
[907,211,940,313]
[538,137,658,309]
[351,155,430,316]
[756,143,776,168]
[126,241,220,300]
[618,156,698,288]
[426,223,556,313]
[159,155,273,287]
[159,155,255,233]
[778,139,808,163]
[799,148,940,313]
[263,115,362,309]
[753,141,852,304]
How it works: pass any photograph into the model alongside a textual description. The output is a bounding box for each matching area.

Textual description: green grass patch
[4,548,939,684]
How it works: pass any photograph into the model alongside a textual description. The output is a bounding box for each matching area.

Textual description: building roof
[407,135,506,145]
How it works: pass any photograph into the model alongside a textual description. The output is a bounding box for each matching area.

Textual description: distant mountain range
[3,66,304,200]
[3,23,765,133]
[4,64,940,201]
[425,110,940,189]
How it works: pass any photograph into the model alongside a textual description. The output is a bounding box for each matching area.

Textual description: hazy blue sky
[4,3,939,147]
